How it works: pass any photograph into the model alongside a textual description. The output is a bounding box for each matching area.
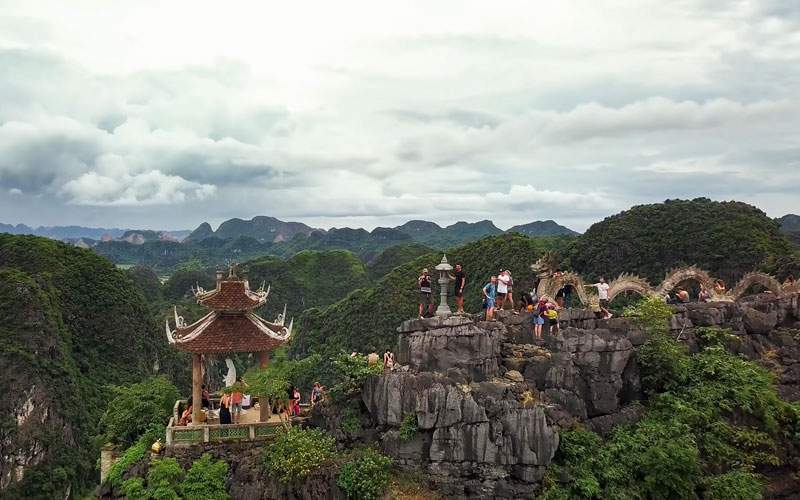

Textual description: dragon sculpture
[531,255,798,308]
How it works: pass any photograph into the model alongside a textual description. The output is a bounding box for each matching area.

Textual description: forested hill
[568,198,796,284]
[292,234,572,357]
[0,234,188,499]
[779,214,800,245]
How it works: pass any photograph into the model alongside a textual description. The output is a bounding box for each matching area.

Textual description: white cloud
[61,169,216,206]
[0,0,798,231]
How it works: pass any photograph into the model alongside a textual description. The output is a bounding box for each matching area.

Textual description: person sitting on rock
[483,276,498,321]
[714,279,726,295]
[383,350,395,373]
[699,284,711,302]
[311,382,324,407]
[418,268,434,318]
[676,287,690,303]
[179,404,193,426]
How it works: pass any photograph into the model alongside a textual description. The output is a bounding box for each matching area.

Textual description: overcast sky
[0,1,798,232]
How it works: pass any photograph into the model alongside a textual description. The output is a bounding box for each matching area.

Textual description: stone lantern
[435,254,453,317]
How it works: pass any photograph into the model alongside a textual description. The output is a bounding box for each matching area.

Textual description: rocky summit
[324,292,800,499]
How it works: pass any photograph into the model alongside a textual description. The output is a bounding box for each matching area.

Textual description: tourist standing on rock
[311,382,323,407]
[545,303,560,335]
[534,296,547,339]
[496,270,509,310]
[714,279,726,295]
[418,268,434,318]
[483,276,498,321]
[586,278,611,319]
[450,264,466,314]
[699,284,711,302]
[562,282,574,308]
[383,349,395,372]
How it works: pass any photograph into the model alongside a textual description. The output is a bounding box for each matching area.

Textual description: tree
[99,377,180,447]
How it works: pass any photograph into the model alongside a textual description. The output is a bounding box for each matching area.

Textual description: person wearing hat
[418,268,434,318]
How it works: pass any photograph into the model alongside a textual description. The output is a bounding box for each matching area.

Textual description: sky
[0,1,798,232]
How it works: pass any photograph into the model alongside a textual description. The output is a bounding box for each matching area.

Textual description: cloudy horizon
[1,1,798,233]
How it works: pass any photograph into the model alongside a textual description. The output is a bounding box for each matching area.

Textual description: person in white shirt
[585,277,612,319]
[496,270,510,310]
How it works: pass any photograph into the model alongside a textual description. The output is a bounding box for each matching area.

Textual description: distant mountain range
[184,216,578,248]
[0,223,191,243]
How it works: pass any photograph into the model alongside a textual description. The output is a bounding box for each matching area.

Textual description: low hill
[0,235,187,498]
[292,234,571,357]
[568,198,795,284]
[159,249,370,323]
[393,219,503,248]
[508,220,579,237]
[366,242,434,279]
[778,214,800,246]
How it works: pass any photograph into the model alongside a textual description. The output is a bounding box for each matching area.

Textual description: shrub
[120,477,148,500]
[105,426,164,487]
[180,454,230,500]
[627,296,691,395]
[701,469,764,500]
[329,352,383,400]
[337,448,393,500]
[399,413,419,442]
[696,327,740,349]
[263,427,336,482]
[341,405,363,435]
[145,458,184,500]
[99,377,180,447]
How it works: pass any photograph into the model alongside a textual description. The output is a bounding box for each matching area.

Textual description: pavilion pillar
[192,354,202,425]
[259,351,271,422]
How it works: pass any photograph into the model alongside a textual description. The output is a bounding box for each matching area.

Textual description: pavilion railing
[166,416,285,446]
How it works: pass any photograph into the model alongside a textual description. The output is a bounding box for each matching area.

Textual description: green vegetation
[341,404,364,435]
[119,454,229,500]
[294,233,570,357]
[337,448,393,500]
[99,377,180,448]
[243,348,321,405]
[366,242,434,280]
[398,413,419,442]
[263,427,336,482]
[0,234,187,498]
[543,298,797,499]
[569,198,795,284]
[329,352,384,400]
[179,454,230,500]
[106,425,165,488]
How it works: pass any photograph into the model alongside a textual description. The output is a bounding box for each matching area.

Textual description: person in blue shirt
[483,276,498,321]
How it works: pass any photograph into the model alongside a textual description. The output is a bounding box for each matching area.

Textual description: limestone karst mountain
[0,234,188,499]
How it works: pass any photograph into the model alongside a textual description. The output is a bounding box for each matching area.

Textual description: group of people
[177,376,328,427]
[418,264,468,317]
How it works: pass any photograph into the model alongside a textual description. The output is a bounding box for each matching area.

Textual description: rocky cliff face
[351,292,800,499]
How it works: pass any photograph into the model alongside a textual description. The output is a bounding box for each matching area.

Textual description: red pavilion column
[259,351,270,422]
[192,354,202,425]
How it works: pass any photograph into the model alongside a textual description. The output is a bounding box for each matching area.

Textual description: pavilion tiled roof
[197,280,266,311]
[166,270,291,354]
[170,312,289,354]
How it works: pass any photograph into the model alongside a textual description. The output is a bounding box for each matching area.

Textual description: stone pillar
[192,353,202,425]
[259,351,271,422]
[99,444,119,484]
[435,254,453,317]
